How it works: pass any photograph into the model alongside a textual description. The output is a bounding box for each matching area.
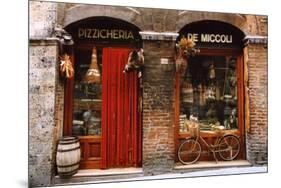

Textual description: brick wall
[246,43,268,165]
[142,40,175,175]
[244,15,268,36]
[53,74,64,149]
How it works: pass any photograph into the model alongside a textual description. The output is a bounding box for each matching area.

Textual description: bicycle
[177,122,240,165]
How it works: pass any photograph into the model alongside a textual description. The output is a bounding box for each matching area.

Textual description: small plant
[176,37,200,58]
[175,37,200,72]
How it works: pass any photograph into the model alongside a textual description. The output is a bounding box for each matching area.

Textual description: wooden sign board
[65,17,142,46]
[178,20,245,49]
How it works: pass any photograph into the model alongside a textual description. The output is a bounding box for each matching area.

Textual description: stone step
[54,167,144,185]
[174,160,252,172]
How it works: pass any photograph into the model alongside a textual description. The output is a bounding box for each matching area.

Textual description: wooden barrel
[56,136,81,178]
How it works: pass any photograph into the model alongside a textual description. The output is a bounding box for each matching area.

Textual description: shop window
[179,55,238,133]
[72,48,103,136]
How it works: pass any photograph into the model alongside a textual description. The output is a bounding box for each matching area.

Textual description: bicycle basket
[188,122,200,138]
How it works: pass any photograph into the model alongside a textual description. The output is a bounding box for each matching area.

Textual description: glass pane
[179,56,238,133]
[72,48,102,136]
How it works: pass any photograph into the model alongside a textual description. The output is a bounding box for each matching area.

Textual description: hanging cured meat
[84,47,101,84]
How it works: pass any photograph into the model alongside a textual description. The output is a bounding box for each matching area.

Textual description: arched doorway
[63,17,143,169]
[175,20,246,162]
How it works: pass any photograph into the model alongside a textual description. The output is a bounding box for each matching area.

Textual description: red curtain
[101,47,141,169]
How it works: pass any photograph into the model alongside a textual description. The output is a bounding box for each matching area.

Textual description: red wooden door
[101,47,142,169]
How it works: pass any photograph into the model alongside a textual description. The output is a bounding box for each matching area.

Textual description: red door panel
[101,47,142,169]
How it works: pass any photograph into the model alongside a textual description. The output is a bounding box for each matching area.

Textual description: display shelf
[79,64,90,68]
[178,129,240,139]
[74,99,102,111]
[80,99,102,102]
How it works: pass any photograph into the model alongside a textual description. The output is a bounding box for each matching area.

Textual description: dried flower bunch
[60,54,74,78]
[176,37,200,58]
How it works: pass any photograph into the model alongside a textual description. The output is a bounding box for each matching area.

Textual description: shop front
[62,18,247,170]
[174,20,246,162]
[29,2,268,186]
[63,17,143,169]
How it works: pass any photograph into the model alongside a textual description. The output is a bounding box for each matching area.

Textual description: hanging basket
[187,121,200,138]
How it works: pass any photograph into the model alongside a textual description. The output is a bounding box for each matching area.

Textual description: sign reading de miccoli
[178,21,244,48]
[185,33,233,44]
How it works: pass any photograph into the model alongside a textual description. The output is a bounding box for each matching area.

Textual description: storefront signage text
[185,33,233,44]
[78,28,135,40]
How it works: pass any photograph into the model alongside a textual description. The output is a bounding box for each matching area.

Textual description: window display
[72,48,102,136]
[179,56,238,133]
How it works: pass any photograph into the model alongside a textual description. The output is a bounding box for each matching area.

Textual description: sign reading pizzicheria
[185,33,233,44]
[78,28,135,40]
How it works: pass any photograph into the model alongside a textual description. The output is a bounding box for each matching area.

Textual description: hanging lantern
[60,54,74,79]
[84,47,101,84]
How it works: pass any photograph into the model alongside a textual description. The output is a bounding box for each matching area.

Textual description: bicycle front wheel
[218,135,240,161]
[178,138,201,165]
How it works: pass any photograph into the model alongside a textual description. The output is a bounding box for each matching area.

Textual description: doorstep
[174,160,252,170]
[53,161,265,186]
[74,167,143,177]
[54,167,144,185]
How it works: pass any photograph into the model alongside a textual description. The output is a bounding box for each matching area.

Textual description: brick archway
[63,4,248,35]
[63,5,144,30]
[175,12,247,34]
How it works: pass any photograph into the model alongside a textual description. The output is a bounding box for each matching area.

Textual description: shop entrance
[63,17,143,169]
[69,46,142,169]
[101,47,141,169]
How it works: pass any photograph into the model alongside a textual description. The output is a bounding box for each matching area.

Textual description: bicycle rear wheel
[178,138,201,165]
[218,135,240,161]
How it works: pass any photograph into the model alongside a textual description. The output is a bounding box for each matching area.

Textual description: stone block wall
[29,40,60,186]
[246,43,268,165]
[142,40,175,175]
[29,1,57,38]
[29,1,61,187]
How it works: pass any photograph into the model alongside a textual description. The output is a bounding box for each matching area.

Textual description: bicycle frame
[195,133,237,162]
